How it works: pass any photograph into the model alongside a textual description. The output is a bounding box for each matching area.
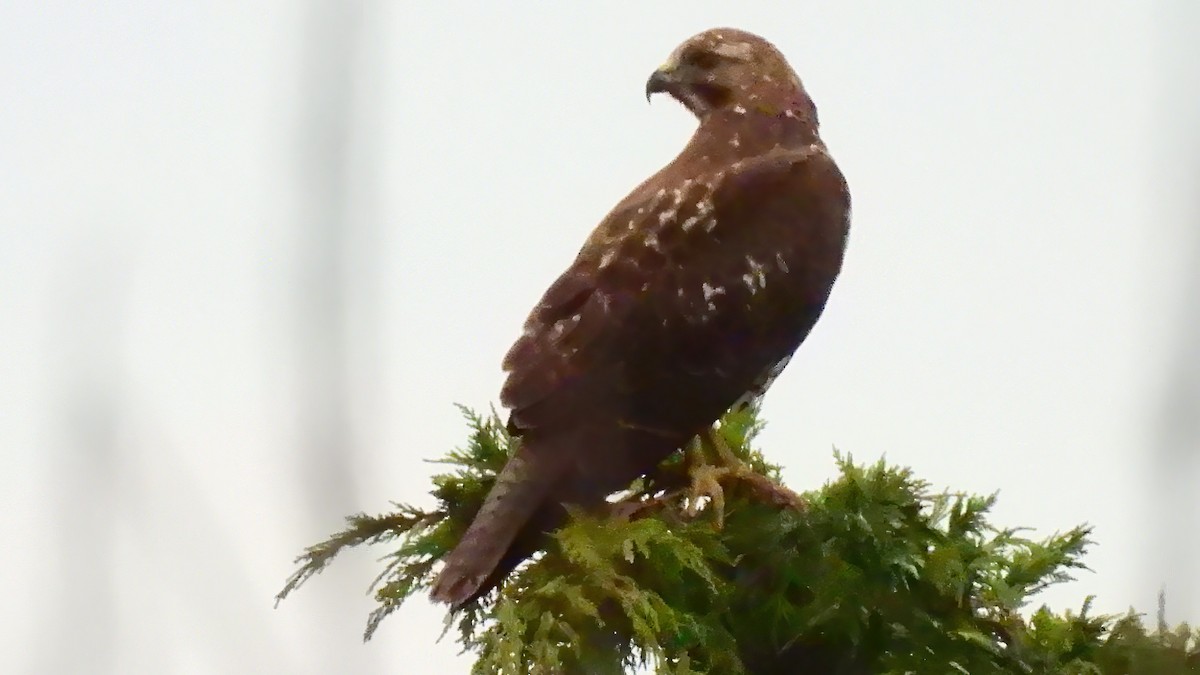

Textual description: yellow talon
[683,428,744,528]
[684,424,805,522]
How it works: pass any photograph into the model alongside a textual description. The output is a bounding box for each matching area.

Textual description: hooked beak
[647,57,709,101]
[645,61,709,103]
[645,66,676,102]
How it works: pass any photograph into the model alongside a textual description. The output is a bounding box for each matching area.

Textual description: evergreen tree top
[277,406,1200,674]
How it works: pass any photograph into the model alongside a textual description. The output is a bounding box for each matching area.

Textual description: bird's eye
[681,48,721,70]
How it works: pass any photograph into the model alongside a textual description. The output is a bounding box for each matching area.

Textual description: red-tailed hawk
[430,28,851,609]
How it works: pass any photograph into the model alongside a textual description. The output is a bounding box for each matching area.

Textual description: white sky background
[2,2,1197,673]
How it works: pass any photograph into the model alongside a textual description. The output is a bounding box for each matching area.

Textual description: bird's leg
[685,426,806,522]
[683,434,731,528]
[684,425,771,526]
[701,425,749,473]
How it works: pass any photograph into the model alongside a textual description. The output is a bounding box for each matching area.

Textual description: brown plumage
[429,27,851,609]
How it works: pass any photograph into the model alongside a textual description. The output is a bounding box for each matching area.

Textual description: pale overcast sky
[2,2,1197,674]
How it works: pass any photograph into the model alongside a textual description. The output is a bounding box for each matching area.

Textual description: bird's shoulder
[582,141,845,267]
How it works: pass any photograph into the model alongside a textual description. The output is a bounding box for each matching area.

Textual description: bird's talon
[683,450,733,527]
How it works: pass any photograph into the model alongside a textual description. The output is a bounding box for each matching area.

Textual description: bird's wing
[501,143,849,436]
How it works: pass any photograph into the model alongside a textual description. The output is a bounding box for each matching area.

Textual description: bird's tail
[428,440,566,609]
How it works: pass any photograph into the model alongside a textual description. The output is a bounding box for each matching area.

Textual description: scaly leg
[701,426,748,471]
[685,426,805,526]
[684,435,731,527]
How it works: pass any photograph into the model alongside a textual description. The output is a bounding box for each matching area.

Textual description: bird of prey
[429,27,851,610]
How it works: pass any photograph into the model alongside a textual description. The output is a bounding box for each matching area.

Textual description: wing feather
[501,144,849,437]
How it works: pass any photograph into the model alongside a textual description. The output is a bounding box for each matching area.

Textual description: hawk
[430,27,851,609]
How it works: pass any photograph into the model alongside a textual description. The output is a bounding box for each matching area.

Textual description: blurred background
[2,2,1196,673]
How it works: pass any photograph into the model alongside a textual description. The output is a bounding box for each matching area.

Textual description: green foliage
[277,406,1200,674]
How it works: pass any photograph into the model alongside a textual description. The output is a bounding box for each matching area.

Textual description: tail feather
[445,504,564,608]
[429,442,565,608]
[429,425,681,609]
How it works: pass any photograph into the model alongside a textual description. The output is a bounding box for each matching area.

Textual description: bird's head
[646,28,808,120]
